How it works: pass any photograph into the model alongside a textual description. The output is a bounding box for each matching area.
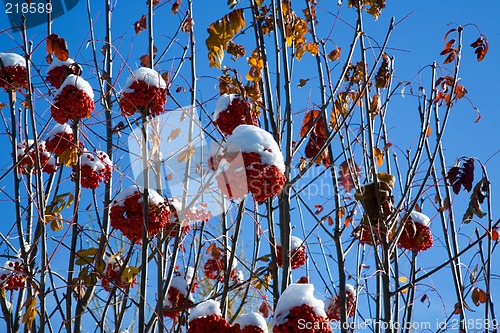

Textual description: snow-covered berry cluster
[232,313,268,333]
[169,198,213,225]
[213,94,258,136]
[0,53,28,90]
[73,150,112,189]
[45,123,75,156]
[110,186,171,244]
[325,284,357,321]
[272,284,331,333]
[163,275,194,319]
[0,259,26,291]
[188,300,231,333]
[50,74,95,124]
[276,236,307,270]
[101,256,137,292]
[46,58,82,89]
[397,211,434,252]
[211,125,286,203]
[118,67,167,116]
[16,140,58,175]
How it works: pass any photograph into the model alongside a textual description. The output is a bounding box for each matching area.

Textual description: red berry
[397,212,433,252]
[213,94,258,136]
[101,257,137,292]
[46,58,82,89]
[325,285,356,321]
[0,53,27,90]
[50,75,94,124]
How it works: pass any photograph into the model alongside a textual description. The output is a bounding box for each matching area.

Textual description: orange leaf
[471,287,487,306]
[491,228,499,241]
[46,34,69,61]
[374,147,384,166]
[426,126,432,137]
[134,15,147,34]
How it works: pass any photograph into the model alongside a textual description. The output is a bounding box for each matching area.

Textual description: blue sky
[1,0,499,331]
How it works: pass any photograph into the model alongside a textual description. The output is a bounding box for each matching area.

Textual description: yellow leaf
[59,147,79,167]
[374,147,384,166]
[399,276,407,283]
[306,42,319,56]
[338,206,345,219]
[168,128,181,142]
[49,213,63,232]
[22,296,37,330]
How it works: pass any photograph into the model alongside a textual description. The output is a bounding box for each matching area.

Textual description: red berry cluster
[0,65,28,91]
[273,304,332,333]
[203,257,237,282]
[0,260,26,291]
[119,80,167,116]
[397,219,433,252]
[214,97,257,135]
[51,85,95,124]
[325,289,357,321]
[276,244,307,270]
[352,223,384,246]
[101,259,137,292]
[46,63,81,89]
[15,141,58,175]
[216,152,286,203]
[110,190,171,244]
[73,151,112,190]
[188,314,231,333]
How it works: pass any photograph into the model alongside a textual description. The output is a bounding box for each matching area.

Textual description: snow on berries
[188,299,231,333]
[118,67,167,116]
[50,74,95,124]
[272,284,331,333]
[45,123,75,156]
[16,140,58,175]
[163,274,194,319]
[325,284,357,321]
[46,58,82,89]
[211,125,286,203]
[73,150,113,189]
[101,256,137,292]
[0,258,26,291]
[232,313,268,333]
[110,186,171,244]
[213,94,258,135]
[397,211,434,252]
[0,52,28,90]
[276,236,307,270]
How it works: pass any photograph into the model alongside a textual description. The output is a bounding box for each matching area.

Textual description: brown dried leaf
[134,15,147,35]
[172,0,181,14]
[328,47,341,62]
[471,287,487,306]
[46,34,69,61]
[297,78,309,88]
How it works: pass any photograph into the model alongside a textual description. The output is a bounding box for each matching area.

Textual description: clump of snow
[0,53,26,68]
[188,299,221,322]
[409,211,430,227]
[113,185,165,207]
[123,67,166,92]
[290,236,303,250]
[213,93,237,121]
[225,125,285,172]
[81,150,111,171]
[345,283,356,296]
[185,266,195,285]
[55,74,94,99]
[273,284,327,326]
[236,313,268,332]
[47,123,72,140]
[47,57,75,73]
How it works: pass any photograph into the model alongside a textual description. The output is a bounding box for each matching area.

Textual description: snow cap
[55,74,94,99]
[273,284,327,326]
[47,57,76,73]
[124,67,166,92]
[0,52,26,67]
[113,185,165,207]
[236,313,268,332]
[409,211,430,227]
[188,299,221,322]
[213,93,238,121]
[225,125,285,173]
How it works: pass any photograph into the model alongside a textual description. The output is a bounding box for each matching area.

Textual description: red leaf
[446,158,474,194]
[337,159,360,193]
